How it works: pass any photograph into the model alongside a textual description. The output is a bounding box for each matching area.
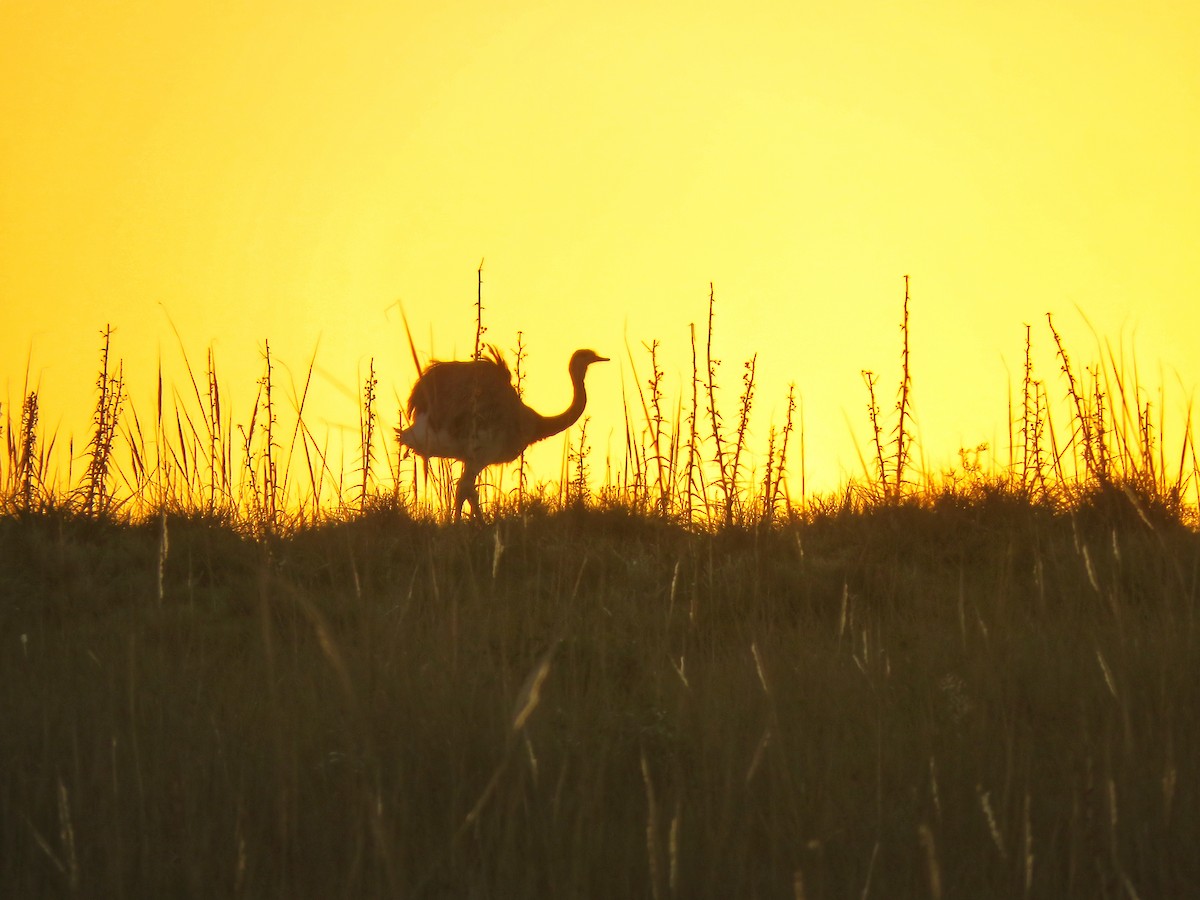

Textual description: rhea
[397,346,608,520]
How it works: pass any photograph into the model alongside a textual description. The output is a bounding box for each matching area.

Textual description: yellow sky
[2,0,1198,500]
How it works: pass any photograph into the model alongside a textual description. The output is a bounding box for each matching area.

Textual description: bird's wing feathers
[407,356,514,415]
[404,355,529,463]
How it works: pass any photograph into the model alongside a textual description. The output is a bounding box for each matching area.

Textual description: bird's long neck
[529,364,588,444]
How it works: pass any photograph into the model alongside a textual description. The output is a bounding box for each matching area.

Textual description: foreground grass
[2,490,1197,898]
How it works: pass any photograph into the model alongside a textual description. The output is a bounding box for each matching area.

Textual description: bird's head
[570,348,609,377]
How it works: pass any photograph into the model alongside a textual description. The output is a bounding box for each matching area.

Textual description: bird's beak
[596,355,610,363]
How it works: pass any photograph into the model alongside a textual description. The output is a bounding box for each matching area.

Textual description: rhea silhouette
[398,346,608,520]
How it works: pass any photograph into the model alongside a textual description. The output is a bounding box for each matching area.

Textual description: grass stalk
[359,358,378,510]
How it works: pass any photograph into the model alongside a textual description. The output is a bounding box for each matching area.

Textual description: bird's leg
[466,483,482,520]
[454,464,483,522]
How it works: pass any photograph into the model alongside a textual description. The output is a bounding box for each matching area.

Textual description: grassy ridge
[3,495,1198,897]
[3,298,1199,896]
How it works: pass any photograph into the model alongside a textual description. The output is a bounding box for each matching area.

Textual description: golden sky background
[2,0,1198,499]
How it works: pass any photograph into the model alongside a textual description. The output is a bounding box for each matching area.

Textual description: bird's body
[398,346,607,519]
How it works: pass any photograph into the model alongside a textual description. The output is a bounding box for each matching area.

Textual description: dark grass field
[3,489,1198,898]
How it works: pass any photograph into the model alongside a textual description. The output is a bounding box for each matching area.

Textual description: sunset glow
[3,0,1199,503]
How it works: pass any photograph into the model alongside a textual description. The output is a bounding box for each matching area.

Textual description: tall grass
[81,326,124,518]
[4,283,1199,528]
[6,391,47,512]
[358,358,379,511]
[859,277,915,504]
[3,284,1200,896]
[3,472,1198,896]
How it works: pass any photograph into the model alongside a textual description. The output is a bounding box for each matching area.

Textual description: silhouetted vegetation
[3,292,1199,896]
